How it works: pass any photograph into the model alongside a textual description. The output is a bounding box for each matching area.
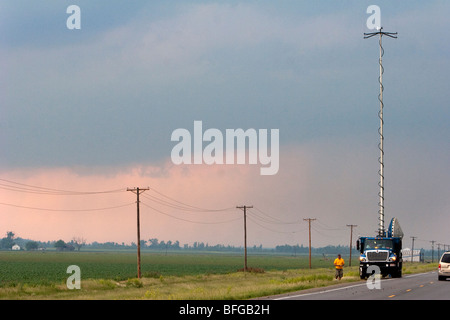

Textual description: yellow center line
[406,289,411,292]
[388,295,396,298]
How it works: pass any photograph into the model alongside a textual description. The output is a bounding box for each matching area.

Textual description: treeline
[87,240,257,252]
[274,244,351,255]
[1,231,351,254]
[86,238,352,254]
[1,232,438,257]
[80,240,352,255]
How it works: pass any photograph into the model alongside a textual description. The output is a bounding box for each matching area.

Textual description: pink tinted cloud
[6,140,437,248]
[0,159,272,245]
[0,145,317,247]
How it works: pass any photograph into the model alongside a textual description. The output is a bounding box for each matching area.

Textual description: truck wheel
[391,269,401,278]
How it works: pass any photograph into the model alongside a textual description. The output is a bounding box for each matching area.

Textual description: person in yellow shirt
[334,254,345,280]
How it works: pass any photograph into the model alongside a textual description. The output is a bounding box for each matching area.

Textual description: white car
[438,252,450,281]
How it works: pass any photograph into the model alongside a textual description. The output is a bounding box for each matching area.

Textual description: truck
[356,217,403,279]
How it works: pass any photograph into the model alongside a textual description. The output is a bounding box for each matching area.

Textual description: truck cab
[357,236,403,279]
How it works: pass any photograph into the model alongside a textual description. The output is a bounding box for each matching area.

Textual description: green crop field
[0,250,337,286]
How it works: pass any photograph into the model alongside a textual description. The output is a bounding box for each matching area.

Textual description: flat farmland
[0,250,332,286]
[0,250,436,299]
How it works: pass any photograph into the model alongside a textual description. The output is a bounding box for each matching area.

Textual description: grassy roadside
[0,262,438,300]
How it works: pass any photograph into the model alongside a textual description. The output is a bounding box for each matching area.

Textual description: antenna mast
[364,27,397,237]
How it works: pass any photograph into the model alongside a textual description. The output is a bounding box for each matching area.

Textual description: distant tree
[25,241,39,251]
[55,240,76,251]
[0,231,16,249]
[72,237,86,251]
[148,238,159,248]
[54,239,66,251]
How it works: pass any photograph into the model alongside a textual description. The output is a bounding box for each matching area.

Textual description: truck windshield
[364,239,393,250]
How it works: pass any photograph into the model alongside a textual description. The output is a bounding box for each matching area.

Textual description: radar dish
[388,217,404,238]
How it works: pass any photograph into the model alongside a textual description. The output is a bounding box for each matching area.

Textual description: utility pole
[303,218,316,269]
[410,236,417,263]
[364,27,397,237]
[430,240,435,263]
[127,187,149,279]
[347,225,357,266]
[237,205,253,272]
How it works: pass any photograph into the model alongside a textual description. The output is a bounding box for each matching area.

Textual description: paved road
[266,271,449,300]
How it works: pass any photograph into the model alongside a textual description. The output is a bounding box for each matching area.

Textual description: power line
[0,178,125,195]
[310,225,342,239]
[2,179,444,253]
[141,193,205,212]
[0,201,134,212]
[246,214,306,234]
[141,192,234,213]
[149,187,234,212]
[315,220,346,231]
[140,201,240,225]
[251,207,302,225]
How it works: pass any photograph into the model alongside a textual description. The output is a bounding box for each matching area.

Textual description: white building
[402,248,422,262]
[11,244,20,251]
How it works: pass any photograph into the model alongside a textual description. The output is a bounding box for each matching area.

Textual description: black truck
[356,218,403,279]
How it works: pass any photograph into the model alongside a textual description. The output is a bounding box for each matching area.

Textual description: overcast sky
[1,1,449,249]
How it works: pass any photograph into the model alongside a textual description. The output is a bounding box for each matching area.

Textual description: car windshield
[364,239,393,250]
[441,253,450,263]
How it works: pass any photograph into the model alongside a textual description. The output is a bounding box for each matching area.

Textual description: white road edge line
[273,282,368,300]
[272,271,435,300]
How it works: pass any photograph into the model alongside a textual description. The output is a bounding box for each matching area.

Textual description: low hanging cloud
[0,144,311,246]
[1,134,449,248]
